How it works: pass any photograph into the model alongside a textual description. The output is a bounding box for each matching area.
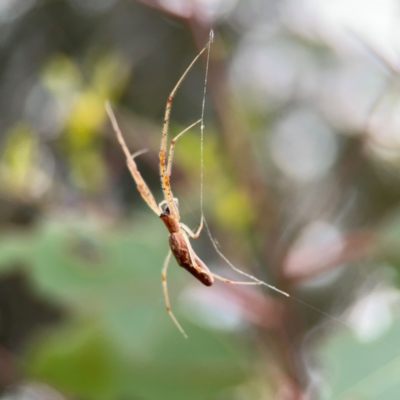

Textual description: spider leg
[203,217,289,297]
[131,148,149,159]
[158,200,167,210]
[209,272,264,285]
[106,102,160,216]
[166,119,202,177]
[180,231,286,292]
[162,250,188,338]
[160,38,213,220]
[180,215,203,239]
[210,272,289,296]
[159,198,179,212]
[166,119,204,236]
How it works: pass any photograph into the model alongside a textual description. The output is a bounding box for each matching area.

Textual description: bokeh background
[1,0,400,399]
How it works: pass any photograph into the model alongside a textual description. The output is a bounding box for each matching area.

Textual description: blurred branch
[135,0,197,20]
[0,345,18,388]
[188,23,278,227]
[185,18,306,400]
[349,30,400,77]
[206,284,286,331]
[283,231,376,283]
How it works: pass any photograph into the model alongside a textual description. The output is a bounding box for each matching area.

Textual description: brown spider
[105,32,288,338]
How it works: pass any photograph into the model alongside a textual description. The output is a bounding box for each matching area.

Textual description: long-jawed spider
[105,30,288,338]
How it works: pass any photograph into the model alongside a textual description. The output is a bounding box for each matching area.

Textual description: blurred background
[1,0,400,399]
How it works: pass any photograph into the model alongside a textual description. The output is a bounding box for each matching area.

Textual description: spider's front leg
[105,101,160,215]
[159,40,212,221]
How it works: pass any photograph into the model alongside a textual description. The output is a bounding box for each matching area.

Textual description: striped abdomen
[169,232,213,287]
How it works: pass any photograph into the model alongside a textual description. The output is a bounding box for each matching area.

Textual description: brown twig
[283,231,376,283]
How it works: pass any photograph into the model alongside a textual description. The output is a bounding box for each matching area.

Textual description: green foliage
[2,1,400,398]
[0,216,249,399]
[41,51,130,192]
[1,123,38,197]
[172,123,254,233]
[321,319,400,400]
[375,209,400,286]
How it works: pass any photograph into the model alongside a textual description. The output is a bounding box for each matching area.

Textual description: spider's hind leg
[180,215,204,239]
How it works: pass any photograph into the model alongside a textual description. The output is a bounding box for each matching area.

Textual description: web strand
[203,217,289,297]
[195,29,400,354]
[200,29,213,215]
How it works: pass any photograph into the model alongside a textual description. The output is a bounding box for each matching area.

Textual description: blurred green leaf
[0,216,250,399]
[1,123,39,196]
[321,318,400,400]
[375,209,400,286]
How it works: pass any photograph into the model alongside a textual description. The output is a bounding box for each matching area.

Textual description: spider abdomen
[169,232,214,287]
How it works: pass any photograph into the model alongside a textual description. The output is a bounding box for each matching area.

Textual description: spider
[105,31,288,338]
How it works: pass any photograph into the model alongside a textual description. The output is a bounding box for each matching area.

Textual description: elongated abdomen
[169,232,214,287]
